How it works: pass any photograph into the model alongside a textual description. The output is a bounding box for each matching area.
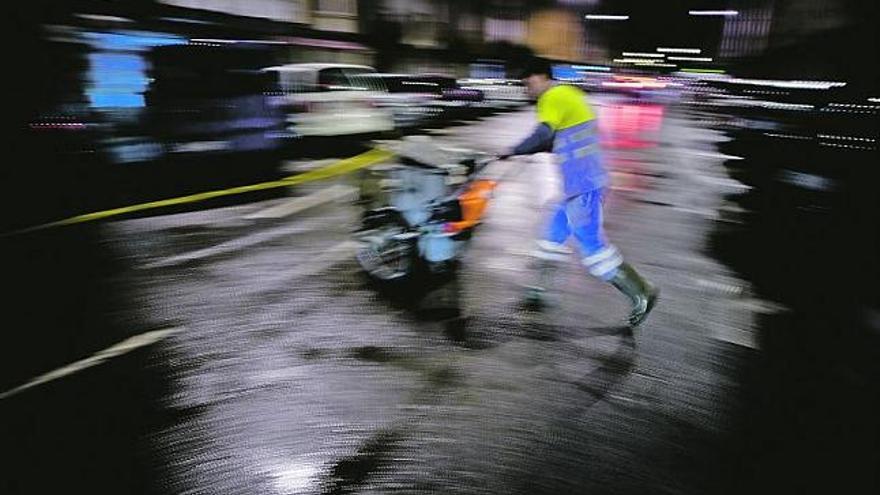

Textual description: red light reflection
[600,103,664,149]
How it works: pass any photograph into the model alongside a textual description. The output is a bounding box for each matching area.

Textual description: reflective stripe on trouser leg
[567,190,622,281]
[533,240,572,261]
[583,248,623,280]
[533,201,573,261]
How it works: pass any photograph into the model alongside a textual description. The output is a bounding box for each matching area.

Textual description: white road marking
[694,277,745,296]
[732,298,788,314]
[711,323,760,350]
[673,206,721,219]
[695,174,751,190]
[245,185,357,220]
[680,148,744,161]
[141,221,319,269]
[0,327,181,400]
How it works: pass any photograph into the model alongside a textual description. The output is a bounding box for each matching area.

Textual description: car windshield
[358,75,444,94]
[419,76,458,90]
[271,66,384,93]
[397,77,443,94]
[320,67,383,91]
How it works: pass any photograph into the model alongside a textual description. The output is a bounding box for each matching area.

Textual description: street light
[667,56,713,62]
[622,52,665,58]
[614,58,664,64]
[585,15,630,21]
[688,10,739,16]
[657,47,702,54]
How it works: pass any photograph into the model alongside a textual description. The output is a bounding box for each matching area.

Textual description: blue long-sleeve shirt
[512,123,554,155]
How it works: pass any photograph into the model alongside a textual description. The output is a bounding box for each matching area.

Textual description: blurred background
[3,1,878,494]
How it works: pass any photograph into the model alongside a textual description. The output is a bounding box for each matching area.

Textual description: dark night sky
[580,0,733,54]
[577,0,877,86]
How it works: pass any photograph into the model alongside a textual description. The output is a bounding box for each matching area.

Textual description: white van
[263,63,394,137]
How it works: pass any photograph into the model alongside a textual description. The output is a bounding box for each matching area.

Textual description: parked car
[356,73,444,129]
[145,43,284,160]
[457,78,529,108]
[141,43,286,195]
[263,63,394,137]
[418,74,485,109]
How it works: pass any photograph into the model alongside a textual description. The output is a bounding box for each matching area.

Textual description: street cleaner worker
[501,57,658,326]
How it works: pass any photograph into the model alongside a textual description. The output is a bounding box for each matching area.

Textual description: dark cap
[512,57,553,79]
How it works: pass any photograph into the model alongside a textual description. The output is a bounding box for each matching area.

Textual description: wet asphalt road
[3,99,878,495]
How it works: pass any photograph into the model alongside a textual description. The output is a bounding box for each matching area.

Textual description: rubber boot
[524,258,560,309]
[609,262,658,326]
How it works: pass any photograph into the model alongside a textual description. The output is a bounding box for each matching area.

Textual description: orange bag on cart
[444,179,497,233]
